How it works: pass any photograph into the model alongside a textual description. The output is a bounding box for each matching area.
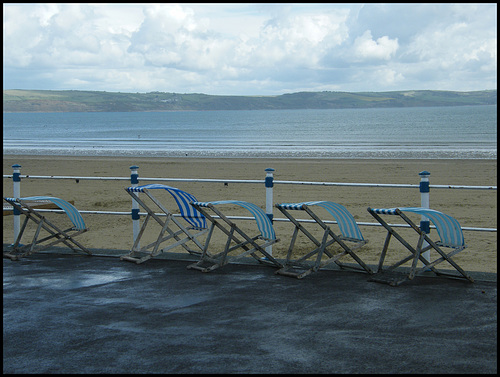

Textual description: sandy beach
[3,155,497,273]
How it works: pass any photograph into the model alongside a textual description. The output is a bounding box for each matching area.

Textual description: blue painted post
[419,171,431,265]
[12,164,21,243]
[130,165,140,246]
[265,168,275,256]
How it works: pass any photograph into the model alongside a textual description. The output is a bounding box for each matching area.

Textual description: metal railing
[4,164,497,249]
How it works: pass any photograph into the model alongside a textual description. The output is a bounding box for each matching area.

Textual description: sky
[3,3,497,95]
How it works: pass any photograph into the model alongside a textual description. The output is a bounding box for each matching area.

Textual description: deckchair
[187,200,282,272]
[275,201,372,278]
[367,207,474,286]
[3,196,91,260]
[121,184,210,264]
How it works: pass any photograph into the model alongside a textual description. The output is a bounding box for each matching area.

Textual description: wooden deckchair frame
[3,197,91,260]
[121,184,210,264]
[275,201,372,279]
[187,200,282,272]
[367,207,474,286]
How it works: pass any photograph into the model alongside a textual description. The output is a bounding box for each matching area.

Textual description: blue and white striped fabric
[277,201,364,241]
[5,196,86,230]
[371,207,464,247]
[127,184,206,229]
[192,200,276,240]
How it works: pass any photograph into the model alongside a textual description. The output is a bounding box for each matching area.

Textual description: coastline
[3,155,497,273]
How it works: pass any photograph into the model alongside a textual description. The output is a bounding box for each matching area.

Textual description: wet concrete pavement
[3,250,497,374]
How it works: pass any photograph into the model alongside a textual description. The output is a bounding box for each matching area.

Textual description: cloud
[2,3,497,94]
[127,4,233,71]
[351,30,398,61]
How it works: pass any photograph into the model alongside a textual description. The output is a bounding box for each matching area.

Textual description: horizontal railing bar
[5,208,495,232]
[4,175,496,190]
[136,177,263,184]
[3,175,130,181]
[3,175,262,184]
[429,184,497,190]
[275,180,497,190]
[275,180,418,189]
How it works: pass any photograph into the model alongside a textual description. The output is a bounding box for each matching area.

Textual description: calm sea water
[3,105,497,159]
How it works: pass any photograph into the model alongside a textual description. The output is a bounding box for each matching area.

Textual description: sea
[3,105,497,159]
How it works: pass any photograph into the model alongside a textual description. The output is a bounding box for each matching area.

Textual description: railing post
[265,168,275,256]
[12,164,21,243]
[419,170,431,264]
[130,165,140,246]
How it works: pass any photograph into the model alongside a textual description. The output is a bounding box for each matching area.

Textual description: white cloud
[351,30,399,61]
[375,68,404,86]
[2,3,497,94]
[127,4,228,70]
[255,12,349,68]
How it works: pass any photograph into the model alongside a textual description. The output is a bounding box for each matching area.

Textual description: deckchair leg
[200,222,216,258]
[134,214,151,251]
[152,214,173,256]
[5,207,91,260]
[4,213,37,260]
[417,234,474,283]
[286,226,300,263]
[125,215,175,264]
[276,208,326,277]
[377,232,392,272]
[277,227,332,279]
[276,203,373,279]
[122,209,209,264]
[188,227,269,272]
[60,229,91,255]
[313,228,330,271]
[14,215,30,248]
[121,214,155,263]
[14,216,44,258]
[369,207,474,285]
[369,213,432,285]
[187,202,281,272]
[4,197,91,260]
[187,223,220,272]
[304,207,371,274]
[122,187,211,264]
[408,233,425,280]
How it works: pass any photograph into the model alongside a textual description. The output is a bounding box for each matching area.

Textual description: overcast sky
[3,3,497,95]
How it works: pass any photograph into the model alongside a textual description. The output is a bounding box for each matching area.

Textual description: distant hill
[3,89,496,112]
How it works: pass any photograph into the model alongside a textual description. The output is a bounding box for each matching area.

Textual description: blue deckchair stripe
[277,201,364,241]
[192,200,276,240]
[277,203,305,211]
[317,201,364,241]
[371,207,464,247]
[371,208,398,215]
[6,196,86,230]
[127,184,206,229]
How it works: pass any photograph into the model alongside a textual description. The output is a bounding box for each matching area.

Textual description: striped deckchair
[367,207,474,286]
[275,201,372,279]
[187,200,282,272]
[121,184,210,264]
[3,196,91,260]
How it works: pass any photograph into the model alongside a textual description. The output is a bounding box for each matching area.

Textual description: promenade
[3,249,497,374]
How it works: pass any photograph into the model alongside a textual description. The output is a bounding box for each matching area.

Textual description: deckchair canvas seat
[121,184,210,264]
[3,196,91,260]
[187,200,282,272]
[275,201,372,279]
[367,207,474,286]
